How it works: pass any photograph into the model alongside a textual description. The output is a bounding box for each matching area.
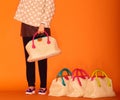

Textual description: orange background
[0,0,119,94]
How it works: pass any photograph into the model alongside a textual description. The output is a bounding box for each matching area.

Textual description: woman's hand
[38,23,45,34]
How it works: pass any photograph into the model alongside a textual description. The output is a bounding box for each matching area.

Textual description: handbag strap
[32,31,51,48]
[91,69,111,87]
[57,68,72,86]
[72,68,89,86]
[72,68,89,78]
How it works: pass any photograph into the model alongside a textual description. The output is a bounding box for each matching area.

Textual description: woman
[14,0,55,95]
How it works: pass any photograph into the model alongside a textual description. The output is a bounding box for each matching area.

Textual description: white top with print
[14,0,55,27]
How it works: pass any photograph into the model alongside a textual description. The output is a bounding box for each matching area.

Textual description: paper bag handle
[91,69,111,87]
[32,31,51,48]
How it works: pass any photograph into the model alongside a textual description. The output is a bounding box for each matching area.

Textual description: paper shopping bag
[25,31,61,62]
[66,68,89,97]
[48,68,72,97]
[83,69,116,98]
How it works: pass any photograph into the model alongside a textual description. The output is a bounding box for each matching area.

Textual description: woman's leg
[38,59,47,88]
[22,37,35,87]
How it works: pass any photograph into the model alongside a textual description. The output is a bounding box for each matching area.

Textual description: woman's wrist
[38,24,45,33]
[41,22,45,26]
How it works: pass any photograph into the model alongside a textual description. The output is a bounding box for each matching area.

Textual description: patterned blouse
[14,0,55,27]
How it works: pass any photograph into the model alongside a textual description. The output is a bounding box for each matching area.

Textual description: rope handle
[56,68,72,86]
[57,68,72,77]
[91,69,111,87]
[32,31,51,48]
[72,68,89,79]
[72,68,90,86]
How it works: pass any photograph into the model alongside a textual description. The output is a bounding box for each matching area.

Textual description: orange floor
[0,91,119,100]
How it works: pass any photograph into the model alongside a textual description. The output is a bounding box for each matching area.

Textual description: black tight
[22,37,47,88]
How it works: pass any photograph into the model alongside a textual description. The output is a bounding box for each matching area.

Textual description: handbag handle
[91,69,111,87]
[32,31,51,48]
[72,68,89,86]
[72,68,89,79]
[57,68,72,86]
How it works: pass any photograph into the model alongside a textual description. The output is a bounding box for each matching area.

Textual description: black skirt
[21,23,51,37]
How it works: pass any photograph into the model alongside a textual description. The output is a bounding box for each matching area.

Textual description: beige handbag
[66,68,89,97]
[25,31,61,62]
[83,69,116,98]
[48,68,72,97]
